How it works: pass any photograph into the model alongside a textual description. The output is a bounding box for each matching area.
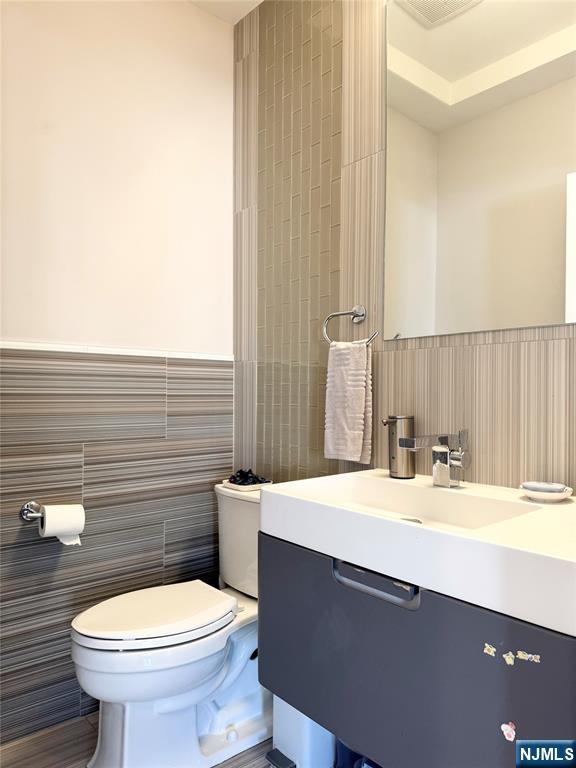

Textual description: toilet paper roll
[39,504,85,546]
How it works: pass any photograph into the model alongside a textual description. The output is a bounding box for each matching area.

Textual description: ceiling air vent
[395,0,484,28]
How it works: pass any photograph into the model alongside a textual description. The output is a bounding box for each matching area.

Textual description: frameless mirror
[384,0,576,339]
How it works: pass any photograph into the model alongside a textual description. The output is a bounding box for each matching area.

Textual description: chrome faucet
[399,430,471,488]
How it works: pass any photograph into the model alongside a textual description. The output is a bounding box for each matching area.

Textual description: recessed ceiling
[389,0,576,80]
[190,0,261,25]
[388,0,576,131]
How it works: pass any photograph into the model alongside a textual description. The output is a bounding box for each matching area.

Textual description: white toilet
[71,485,271,768]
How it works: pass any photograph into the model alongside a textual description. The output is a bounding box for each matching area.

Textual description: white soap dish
[520,482,573,503]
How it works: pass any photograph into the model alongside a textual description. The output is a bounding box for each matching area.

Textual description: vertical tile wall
[0,349,233,743]
[234,1,576,490]
[234,10,260,472]
[375,326,576,489]
[340,0,386,347]
[255,0,344,482]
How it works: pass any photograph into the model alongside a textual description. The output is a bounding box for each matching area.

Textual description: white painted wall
[1,1,233,356]
[385,108,438,338]
[435,77,576,334]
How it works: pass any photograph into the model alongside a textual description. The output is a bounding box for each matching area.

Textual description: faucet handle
[450,447,471,471]
[399,434,451,451]
[452,430,471,473]
[457,429,469,452]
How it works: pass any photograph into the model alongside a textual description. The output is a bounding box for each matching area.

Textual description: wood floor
[0,713,273,768]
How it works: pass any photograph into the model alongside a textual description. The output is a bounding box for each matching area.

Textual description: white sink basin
[260,469,576,636]
[278,471,532,530]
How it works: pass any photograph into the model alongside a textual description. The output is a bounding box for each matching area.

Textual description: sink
[272,471,532,530]
[260,469,576,636]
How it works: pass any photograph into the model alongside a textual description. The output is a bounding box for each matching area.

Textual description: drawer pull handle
[332,560,421,610]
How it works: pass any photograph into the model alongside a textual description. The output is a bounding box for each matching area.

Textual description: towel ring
[322,305,379,345]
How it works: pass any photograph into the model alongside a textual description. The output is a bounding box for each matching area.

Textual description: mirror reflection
[384,0,576,338]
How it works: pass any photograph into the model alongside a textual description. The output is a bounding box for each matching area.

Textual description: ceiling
[388,0,576,130]
[388,0,576,81]
[190,0,261,25]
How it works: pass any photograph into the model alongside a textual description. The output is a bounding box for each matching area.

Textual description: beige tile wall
[375,327,576,488]
[234,1,576,490]
[234,9,259,471]
[340,0,385,350]
[253,0,344,481]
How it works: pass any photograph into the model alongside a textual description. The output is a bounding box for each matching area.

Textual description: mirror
[384,0,576,339]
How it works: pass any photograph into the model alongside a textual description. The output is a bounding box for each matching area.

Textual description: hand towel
[324,340,372,464]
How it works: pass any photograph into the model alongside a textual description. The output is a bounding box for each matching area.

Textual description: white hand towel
[324,340,373,464]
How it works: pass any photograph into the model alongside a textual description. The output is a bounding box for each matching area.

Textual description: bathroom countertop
[260,470,576,636]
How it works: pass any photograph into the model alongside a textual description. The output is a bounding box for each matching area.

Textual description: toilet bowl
[71,485,271,768]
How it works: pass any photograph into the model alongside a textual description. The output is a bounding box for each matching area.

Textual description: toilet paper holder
[20,500,44,522]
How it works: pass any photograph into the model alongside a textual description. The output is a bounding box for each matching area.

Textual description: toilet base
[86,625,272,768]
[89,698,272,768]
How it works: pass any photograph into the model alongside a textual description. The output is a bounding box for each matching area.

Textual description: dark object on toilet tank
[228,468,271,486]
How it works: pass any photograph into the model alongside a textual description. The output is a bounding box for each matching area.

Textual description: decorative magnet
[503,651,515,666]
[517,651,541,663]
[484,643,496,657]
[501,722,516,742]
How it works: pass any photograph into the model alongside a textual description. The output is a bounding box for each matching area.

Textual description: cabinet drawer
[258,533,576,768]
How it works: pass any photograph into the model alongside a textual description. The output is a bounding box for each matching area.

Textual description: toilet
[71,484,271,768]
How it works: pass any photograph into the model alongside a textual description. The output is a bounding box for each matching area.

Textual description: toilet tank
[215,484,261,598]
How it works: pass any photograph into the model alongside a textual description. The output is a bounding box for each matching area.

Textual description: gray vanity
[257,471,576,768]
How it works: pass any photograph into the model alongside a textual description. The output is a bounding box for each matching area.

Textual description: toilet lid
[72,581,237,646]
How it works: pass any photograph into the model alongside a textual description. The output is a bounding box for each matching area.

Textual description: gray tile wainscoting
[0,348,233,744]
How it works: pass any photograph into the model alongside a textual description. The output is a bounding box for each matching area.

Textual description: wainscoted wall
[0,348,233,743]
[234,1,576,489]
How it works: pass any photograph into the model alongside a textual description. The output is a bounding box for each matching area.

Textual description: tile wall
[254,0,347,482]
[234,0,386,482]
[234,1,576,490]
[375,324,576,488]
[234,11,259,472]
[0,349,233,743]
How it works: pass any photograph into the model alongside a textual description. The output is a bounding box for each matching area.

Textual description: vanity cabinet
[258,533,576,768]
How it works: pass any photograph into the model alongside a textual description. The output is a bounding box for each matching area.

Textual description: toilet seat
[72,580,237,651]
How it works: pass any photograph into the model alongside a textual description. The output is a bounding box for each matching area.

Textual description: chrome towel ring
[322,304,379,345]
